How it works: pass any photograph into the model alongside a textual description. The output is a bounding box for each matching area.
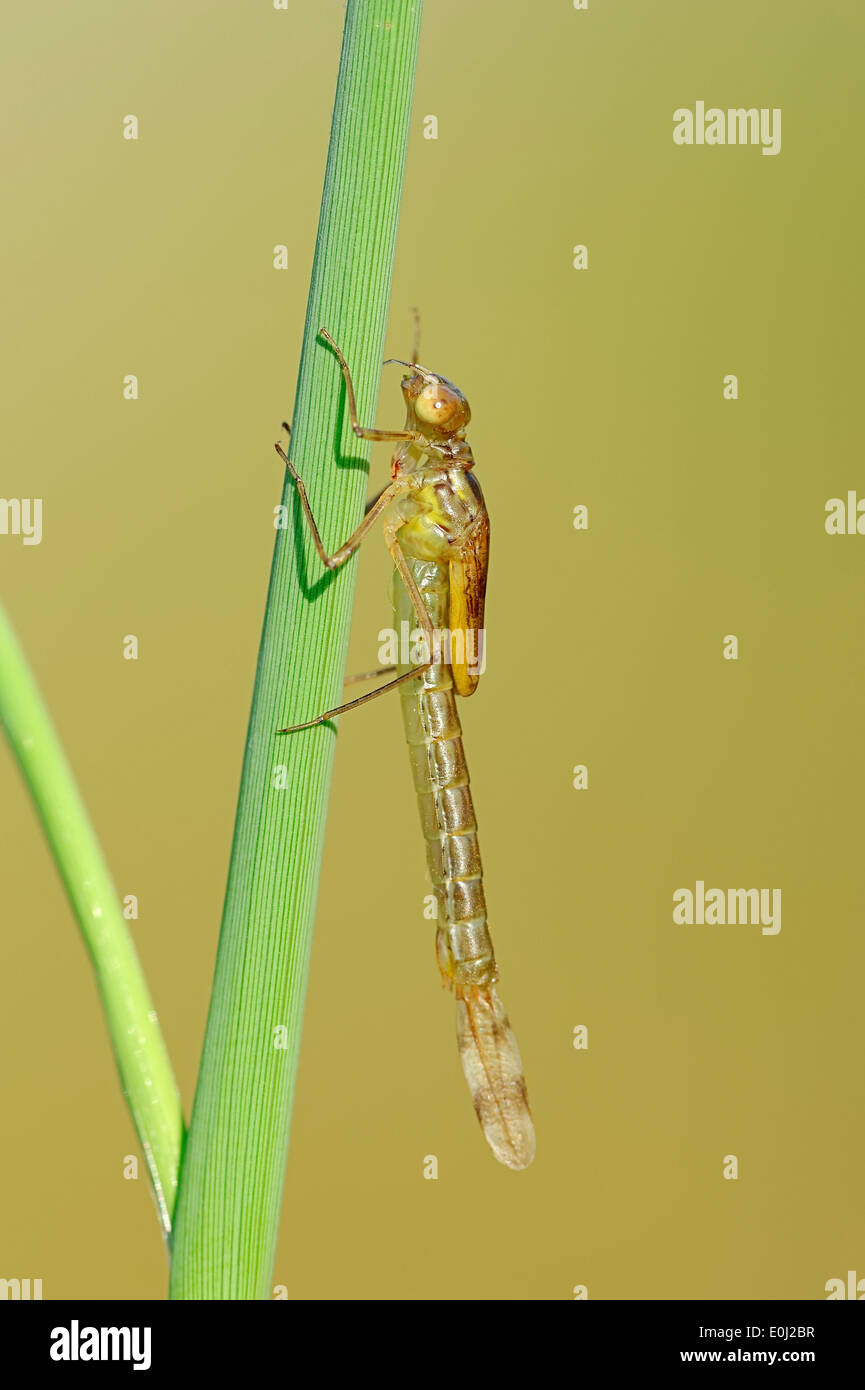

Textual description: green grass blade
[0,601,184,1237]
[168,0,424,1299]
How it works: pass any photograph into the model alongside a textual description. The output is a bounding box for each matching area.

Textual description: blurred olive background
[1,0,862,1300]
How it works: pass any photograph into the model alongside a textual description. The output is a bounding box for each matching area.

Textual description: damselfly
[276,328,535,1170]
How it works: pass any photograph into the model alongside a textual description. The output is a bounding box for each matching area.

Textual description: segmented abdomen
[394,557,535,1170]
[395,559,495,990]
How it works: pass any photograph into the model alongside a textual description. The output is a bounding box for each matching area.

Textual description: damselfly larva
[276,328,535,1170]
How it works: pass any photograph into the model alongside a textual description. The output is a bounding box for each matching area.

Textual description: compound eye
[415,383,457,427]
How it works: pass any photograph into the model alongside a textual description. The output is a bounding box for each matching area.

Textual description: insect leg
[320,329,415,443]
[277,531,436,732]
[274,440,406,571]
[410,306,421,366]
[364,485,389,516]
[344,665,396,685]
[279,424,388,520]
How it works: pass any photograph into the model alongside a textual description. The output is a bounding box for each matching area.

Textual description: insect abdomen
[394,557,535,1170]
[406,684,497,989]
[396,564,496,989]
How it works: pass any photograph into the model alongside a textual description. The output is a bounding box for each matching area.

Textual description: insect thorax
[396,468,484,562]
